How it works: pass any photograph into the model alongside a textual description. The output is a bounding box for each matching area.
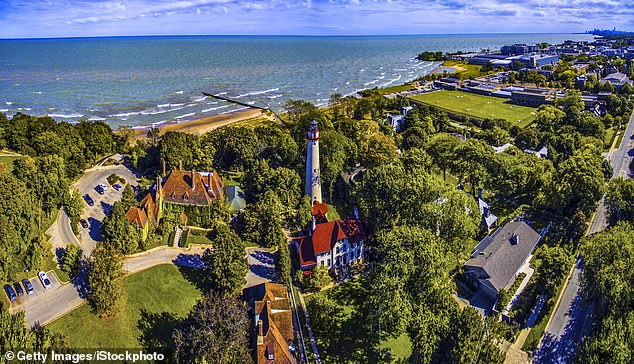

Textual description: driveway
[46,158,139,257]
[245,248,277,288]
[10,245,211,328]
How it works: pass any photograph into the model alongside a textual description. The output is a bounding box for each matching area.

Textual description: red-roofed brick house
[293,217,365,270]
[242,282,297,364]
[159,168,223,206]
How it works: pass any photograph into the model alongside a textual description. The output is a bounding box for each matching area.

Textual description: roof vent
[510,234,519,245]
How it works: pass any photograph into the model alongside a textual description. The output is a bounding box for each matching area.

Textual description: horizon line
[0,31,592,41]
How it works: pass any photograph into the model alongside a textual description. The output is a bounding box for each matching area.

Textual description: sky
[0,0,633,38]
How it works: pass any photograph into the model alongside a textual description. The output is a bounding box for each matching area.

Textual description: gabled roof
[125,206,148,228]
[140,192,159,227]
[242,283,295,364]
[226,185,247,212]
[161,169,223,206]
[465,221,541,291]
[478,198,498,228]
[293,235,316,268]
[312,217,365,254]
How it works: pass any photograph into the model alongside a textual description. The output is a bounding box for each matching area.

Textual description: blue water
[0,34,595,128]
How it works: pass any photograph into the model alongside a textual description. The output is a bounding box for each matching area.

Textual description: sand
[131,109,268,139]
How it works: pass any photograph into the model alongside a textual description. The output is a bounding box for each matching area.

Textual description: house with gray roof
[464,220,541,312]
[226,185,246,213]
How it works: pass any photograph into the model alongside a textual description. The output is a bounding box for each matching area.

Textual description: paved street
[46,157,139,256]
[245,247,277,288]
[536,110,634,363]
[9,245,211,328]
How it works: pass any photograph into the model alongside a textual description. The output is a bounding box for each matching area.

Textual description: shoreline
[131,109,267,139]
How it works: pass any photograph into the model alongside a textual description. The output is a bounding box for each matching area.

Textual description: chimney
[156,176,162,195]
[179,160,183,171]
[477,187,483,200]
[257,320,264,345]
[208,173,212,191]
[191,170,195,190]
[161,160,166,177]
[312,216,316,232]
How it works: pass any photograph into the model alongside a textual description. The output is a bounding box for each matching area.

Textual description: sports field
[409,90,537,127]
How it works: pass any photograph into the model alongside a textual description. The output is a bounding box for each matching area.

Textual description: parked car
[13,282,24,296]
[4,284,17,302]
[38,271,52,289]
[80,219,89,228]
[113,183,122,191]
[95,186,104,195]
[22,279,34,295]
[98,183,108,191]
[84,194,94,206]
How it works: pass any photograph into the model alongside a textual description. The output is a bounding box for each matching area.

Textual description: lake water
[0,33,594,128]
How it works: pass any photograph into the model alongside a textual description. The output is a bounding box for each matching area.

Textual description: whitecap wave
[48,113,84,118]
[202,105,229,112]
[175,112,195,119]
[88,116,106,121]
[268,94,283,99]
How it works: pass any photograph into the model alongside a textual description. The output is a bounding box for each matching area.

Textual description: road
[244,247,277,288]
[10,245,210,328]
[46,156,139,256]
[536,110,634,363]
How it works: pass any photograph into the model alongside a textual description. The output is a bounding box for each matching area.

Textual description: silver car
[38,271,52,289]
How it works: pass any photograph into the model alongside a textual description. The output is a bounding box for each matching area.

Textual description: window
[336,246,339,254]
[327,259,331,266]
[320,261,324,267]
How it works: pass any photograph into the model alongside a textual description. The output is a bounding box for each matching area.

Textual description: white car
[38,271,52,289]
[98,183,108,191]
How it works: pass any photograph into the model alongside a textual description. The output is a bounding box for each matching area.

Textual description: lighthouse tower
[305,120,322,203]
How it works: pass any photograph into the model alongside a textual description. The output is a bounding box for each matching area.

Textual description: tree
[0,310,70,354]
[101,201,140,254]
[121,184,136,207]
[534,245,572,294]
[88,243,124,317]
[241,190,286,248]
[66,188,84,219]
[202,222,248,296]
[173,291,252,364]
[605,178,634,225]
[295,195,312,231]
[61,243,83,278]
[275,241,291,285]
[301,266,331,292]
[159,131,201,171]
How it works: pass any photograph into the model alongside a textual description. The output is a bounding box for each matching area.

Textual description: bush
[107,173,121,186]
[299,266,331,293]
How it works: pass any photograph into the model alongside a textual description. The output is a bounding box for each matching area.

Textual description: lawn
[440,60,489,80]
[409,90,537,127]
[0,151,25,172]
[47,264,203,348]
[304,279,412,363]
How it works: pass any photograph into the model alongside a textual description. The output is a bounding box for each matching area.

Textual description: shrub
[61,244,83,278]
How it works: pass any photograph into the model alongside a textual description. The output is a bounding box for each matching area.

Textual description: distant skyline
[1,0,633,39]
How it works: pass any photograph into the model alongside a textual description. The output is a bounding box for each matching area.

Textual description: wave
[220,106,249,115]
[202,105,229,112]
[175,112,195,119]
[48,113,84,118]
[5,101,14,105]
[192,96,207,103]
[174,90,184,94]
[157,103,170,108]
[33,91,43,94]
[363,79,380,86]
[234,88,280,99]
[268,94,283,99]
[140,109,173,115]
[88,116,106,121]
[215,92,228,96]
[0,109,8,112]
[111,111,142,117]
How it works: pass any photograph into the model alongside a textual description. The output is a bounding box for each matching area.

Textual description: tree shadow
[73,260,90,299]
[532,294,591,364]
[250,264,277,282]
[55,247,65,265]
[176,265,213,293]
[100,201,112,216]
[87,217,102,241]
[137,308,179,355]
[172,253,206,269]
[250,249,275,266]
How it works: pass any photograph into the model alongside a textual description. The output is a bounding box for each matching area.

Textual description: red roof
[125,206,148,228]
[293,235,316,268]
[311,201,328,216]
[312,217,365,254]
[161,169,223,206]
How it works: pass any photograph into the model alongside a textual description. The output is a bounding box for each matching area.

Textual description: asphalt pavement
[536,110,634,363]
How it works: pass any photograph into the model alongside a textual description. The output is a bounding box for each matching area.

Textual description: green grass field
[410,90,537,127]
[47,264,203,348]
[0,151,25,172]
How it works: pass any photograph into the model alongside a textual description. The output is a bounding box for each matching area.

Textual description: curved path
[11,245,211,328]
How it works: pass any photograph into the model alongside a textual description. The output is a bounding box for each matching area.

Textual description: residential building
[464,221,542,312]
[160,167,224,206]
[242,283,296,364]
[477,188,497,232]
[600,72,633,92]
[125,177,162,240]
[294,217,365,270]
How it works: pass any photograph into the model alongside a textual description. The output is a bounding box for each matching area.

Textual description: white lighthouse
[305,120,322,203]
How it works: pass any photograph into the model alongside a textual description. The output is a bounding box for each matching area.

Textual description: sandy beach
[131,109,270,139]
